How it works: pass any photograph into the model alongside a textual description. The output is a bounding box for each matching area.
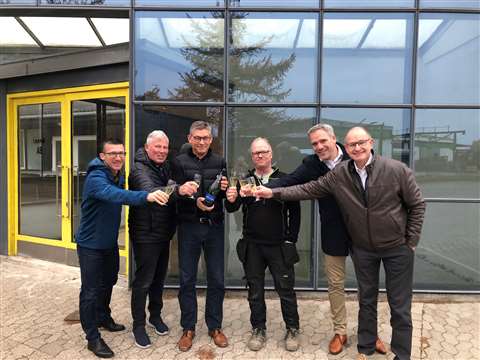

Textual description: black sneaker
[147,318,169,335]
[133,327,152,349]
[87,338,114,358]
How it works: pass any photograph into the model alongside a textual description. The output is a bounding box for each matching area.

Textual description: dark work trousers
[131,241,170,330]
[244,242,299,331]
[177,221,225,331]
[77,245,119,341]
[350,244,415,360]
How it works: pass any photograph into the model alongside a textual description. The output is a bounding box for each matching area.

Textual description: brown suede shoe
[375,337,387,354]
[178,330,195,352]
[329,334,347,355]
[208,329,228,348]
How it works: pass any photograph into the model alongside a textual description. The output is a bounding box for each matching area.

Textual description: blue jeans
[177,221,225,331]
[77,245,119,341]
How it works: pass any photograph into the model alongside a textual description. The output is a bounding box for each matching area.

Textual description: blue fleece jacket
[75,158,148,249]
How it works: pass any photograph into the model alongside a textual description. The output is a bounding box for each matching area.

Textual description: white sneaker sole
[132,333,152,349]
[147,320,169,336]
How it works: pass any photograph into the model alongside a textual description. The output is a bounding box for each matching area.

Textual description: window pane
[39,0,130,5]
[0,0,36,4]
[0,17,38,46]
[226,107,316,287]
[135,105,224,285]
[135,11,224,102]
[415,202,480,291]
[90,18,129,45]
[325,0,414,7]
[416,13,480,105]
[229,12,318,103]
[20,17,102,47]
[322,13,414,104]
[415,109,480,199]
[229,0,319,7]
[421,0,480,9]
[321,107,411,165]
[135,0,224,6]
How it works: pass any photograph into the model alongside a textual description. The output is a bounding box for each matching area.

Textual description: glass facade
[132,3,480,291]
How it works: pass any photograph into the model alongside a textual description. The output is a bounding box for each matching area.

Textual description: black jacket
[128,148,176,243]
[268,144,351,256]
[172,148,226,224]
[225,168,301,245]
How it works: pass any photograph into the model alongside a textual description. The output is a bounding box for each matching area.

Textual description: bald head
[344,126,374,169]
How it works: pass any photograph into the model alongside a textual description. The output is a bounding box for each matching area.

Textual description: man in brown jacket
[255,127,426,360]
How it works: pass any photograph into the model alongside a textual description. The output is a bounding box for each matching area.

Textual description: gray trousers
[351,244,415,360]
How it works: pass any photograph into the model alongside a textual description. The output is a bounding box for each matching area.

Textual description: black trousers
[243,242,299,330]
[131,241,170,330]
[351,244,415,360]
[77,245,119,341]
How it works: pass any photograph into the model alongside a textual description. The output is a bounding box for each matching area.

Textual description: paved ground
[1,256,479,360]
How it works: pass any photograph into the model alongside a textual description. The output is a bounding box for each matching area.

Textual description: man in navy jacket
[76,139,167,358]
[267,124,386,356]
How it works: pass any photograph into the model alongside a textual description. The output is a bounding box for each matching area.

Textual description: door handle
[56,165,62,218]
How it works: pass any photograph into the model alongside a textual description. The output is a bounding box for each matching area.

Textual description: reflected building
[0,0,479,292]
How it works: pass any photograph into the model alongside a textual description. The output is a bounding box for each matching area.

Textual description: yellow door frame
[7,82,131,273]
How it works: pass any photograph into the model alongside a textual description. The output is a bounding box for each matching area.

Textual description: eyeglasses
[251,150,271,157]
[191,135,212,142]
[104,152,126,158]
[345,139,372,150]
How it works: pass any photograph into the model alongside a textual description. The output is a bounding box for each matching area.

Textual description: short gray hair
[189,121,212,135]
[307,124,336,138]
[145,130,169,145]
[250,137,272,153]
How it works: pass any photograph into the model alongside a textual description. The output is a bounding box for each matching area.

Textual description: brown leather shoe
[208,329,228,348]
[329,334,347,355]
[178,330,195,352]
[375,337,387,354]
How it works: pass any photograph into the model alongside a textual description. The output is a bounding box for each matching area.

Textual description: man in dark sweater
[267,124,386,355]
[172,121,228,352]
[128,130,197,349]
[75,139,167,358]
[225,137,301,352]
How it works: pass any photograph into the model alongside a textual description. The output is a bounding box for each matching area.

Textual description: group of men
[75,120,426,360]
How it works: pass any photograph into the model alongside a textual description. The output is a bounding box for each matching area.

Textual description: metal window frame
[128,4,480,293]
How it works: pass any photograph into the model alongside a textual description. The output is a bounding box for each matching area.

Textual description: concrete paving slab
[1,256,479,360]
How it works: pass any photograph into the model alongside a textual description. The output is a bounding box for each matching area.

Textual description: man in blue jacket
[75,139,167,358]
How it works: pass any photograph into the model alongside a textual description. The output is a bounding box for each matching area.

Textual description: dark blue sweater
[75,158,148,249]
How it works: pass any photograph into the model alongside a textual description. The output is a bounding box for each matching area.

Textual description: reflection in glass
[72,97,126,248]
[227,107,315,287]
[229,0,318,7]
[0,0,35,4]
[135,0,223,5]
[325,0,414,7]
[416,13,480,105]
[414,109,480,199]
[18,103,62,240]
[229,13,318,103]
[415,202,480,291]
[135,105,224,286]
[39,0,131,5]
[135,11,224,102]
[420,0,480,9]
[321,108,411,165]
[322,13,414,104]
[20,17,102,47]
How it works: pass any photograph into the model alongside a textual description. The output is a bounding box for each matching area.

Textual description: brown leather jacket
[272,155,426,251]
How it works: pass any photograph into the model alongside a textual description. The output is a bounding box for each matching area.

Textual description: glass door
[8,83,130,269]
[18,102,63,240]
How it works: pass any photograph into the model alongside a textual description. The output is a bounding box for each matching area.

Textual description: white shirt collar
[354,153,373,173]
[323,145,343,170]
